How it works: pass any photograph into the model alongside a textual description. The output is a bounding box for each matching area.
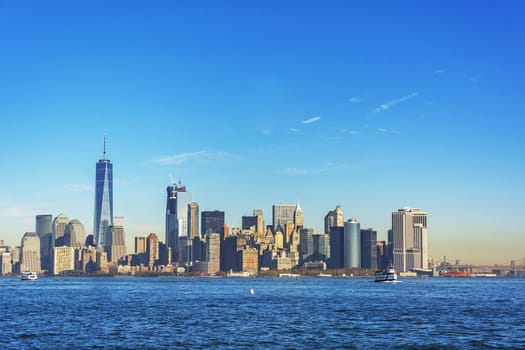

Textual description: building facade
[344,218,360,269]
[36,214,52,271]
[391,208,428,272]
[21,232,41,273]
[360,228,377,270]
[201,211,225,239]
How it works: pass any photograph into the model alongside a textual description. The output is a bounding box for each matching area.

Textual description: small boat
[279,273,300,278]
[21,270,38,281]
[375,265,397,282]
[317,273,333,277]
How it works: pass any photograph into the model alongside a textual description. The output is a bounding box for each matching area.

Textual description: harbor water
[1,276,524,349]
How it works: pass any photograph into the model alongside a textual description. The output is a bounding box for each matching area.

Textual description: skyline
[1,1,524,264]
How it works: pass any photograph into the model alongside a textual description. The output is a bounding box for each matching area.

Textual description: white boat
[21,270,38,281]
[279,273,300,278]
[375,265,397,282]
[317,273,332,277]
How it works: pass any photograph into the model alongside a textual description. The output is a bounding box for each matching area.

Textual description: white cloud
[349,97,362,103]
[433,69,445,74]
[289,128,299,133]
[152,151,239,165]
[301,116,321,124]
[375,92,419,112]
[260,128,272,135]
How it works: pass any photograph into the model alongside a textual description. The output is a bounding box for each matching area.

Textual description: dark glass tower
[201,210,225,239]
[93,135,113,249]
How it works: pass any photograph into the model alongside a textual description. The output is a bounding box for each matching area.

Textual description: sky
[1,1,524,265]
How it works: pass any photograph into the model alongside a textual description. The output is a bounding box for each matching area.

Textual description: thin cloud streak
[349,97,362,103]
[301,116,321,124]
[152,151,239,165]
[375,92,419,112]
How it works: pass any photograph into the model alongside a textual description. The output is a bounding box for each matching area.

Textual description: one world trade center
[93,134,113,249]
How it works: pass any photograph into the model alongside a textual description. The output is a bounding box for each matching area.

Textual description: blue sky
[1,1,524,264]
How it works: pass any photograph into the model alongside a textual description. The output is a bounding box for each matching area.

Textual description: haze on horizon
[0,1,524,265]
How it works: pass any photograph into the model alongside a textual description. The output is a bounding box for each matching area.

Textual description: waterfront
[1,277,524,349]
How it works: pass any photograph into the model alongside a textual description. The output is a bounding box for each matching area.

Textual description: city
[1,141,522,278]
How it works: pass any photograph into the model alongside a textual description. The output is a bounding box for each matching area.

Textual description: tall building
[344,218,360,269]
[325,205,344,234]
[253,209,264,239]
[146,233,159,267]
[304,233,330,263]
[64,219,86,248]
[135,236,146,254]
[294,201,304,230]
[329,226,344,268]
[239,247,258,275]
[0,252,12,275]
[391,208,428,272]
[272,204,297,234]
[165,180,192,262]
[36,214,52,271]
[107,216,127,262]
[360,228,377,270]
[93,135,113,249]
[201,211,225,238]
[21,232,41,273]
[52,213,69,247]
[53,246,75,275]
[188,202,200,239]
[207,233,221,274]
[241,215,258,231]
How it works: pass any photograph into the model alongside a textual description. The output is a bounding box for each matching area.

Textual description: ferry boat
[279,273,300,278]
[375,265,397,282]
[21,270,38,281]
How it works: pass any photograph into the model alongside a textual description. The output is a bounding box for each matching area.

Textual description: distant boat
[21,270,38,281]
[279,273,300,278]
[317,273,332,277]
[250,288,255,295]
[375,265,397,282]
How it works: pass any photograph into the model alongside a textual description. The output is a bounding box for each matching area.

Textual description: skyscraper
[93,134,113,249]
[253,209,264,239]
[107,216,127,262]
[21,232,41,273]
[360,228,378,270]
[165,180,192,262]
[325,205,344,234]
[344,218,361,269]
[52,213,69,247]
[391,208,428,272]
[36,214,52,271]
[201,211,225,238]
[188,202,200,239]
[64,219,86,248]
[272,204,297,234]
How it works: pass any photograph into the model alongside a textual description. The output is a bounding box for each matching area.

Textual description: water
[1,277,524,349]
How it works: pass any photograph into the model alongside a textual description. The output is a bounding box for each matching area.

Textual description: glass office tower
[93,135,113,249]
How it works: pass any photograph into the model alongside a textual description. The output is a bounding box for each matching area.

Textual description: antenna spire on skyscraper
[103,131,107,160]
